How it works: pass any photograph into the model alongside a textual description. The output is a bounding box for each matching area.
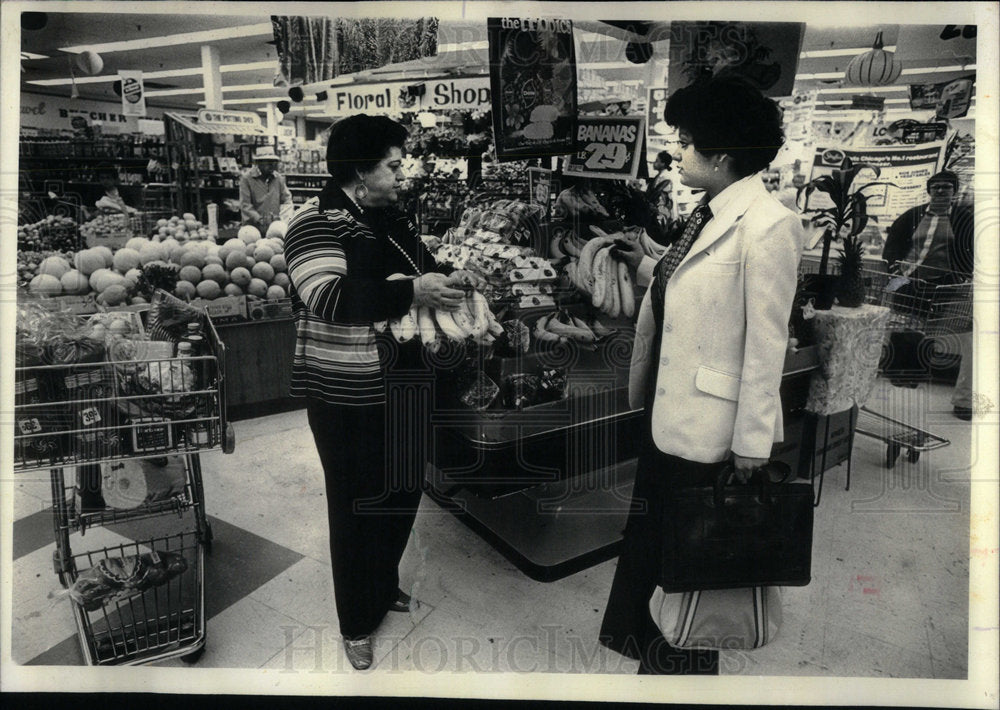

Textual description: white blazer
[629,177,805,463]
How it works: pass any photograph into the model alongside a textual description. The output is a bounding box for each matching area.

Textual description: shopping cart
[855,260,969,467]
[14,309,234,665]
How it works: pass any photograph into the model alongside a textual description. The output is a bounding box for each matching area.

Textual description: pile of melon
[25,219,291,306]
[168,222,289,302]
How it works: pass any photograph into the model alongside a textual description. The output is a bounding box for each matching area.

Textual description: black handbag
[660,461,814,592]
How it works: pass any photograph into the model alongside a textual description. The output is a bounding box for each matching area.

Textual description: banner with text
[119,70,146,117]
[20,92,165,134]
[562,116,645,180]
[488,17,577,161]
[806,143,945,225]
[908,74,976,119]
[322,77,492,116]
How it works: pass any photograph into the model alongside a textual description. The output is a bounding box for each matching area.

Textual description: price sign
[79,407,102,427]
[562,116,645,180]
[18,418,43,435]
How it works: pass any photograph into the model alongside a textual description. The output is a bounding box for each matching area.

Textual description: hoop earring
[355,182,369,201]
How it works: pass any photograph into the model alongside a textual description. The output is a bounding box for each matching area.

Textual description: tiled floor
[8,376,978,678]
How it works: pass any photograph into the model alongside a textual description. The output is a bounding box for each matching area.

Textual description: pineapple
[835,235,867,307]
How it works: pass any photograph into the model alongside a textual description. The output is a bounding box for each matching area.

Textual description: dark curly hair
[326,114,409,186]
[664,76,784,177]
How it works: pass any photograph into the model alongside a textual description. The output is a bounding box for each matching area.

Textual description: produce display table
[214,318,297,417]
[428,341,820,581]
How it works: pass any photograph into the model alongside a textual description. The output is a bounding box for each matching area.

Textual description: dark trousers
[599,433,721,675]
[306,396,424,639]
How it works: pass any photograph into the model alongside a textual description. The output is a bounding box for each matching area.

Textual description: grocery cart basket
[14,309,233,665]
[854,405,951,468]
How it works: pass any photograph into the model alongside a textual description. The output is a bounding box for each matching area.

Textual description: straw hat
[253,146,280,162]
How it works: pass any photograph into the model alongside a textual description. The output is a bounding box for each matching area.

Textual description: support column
[201,45,223,110]
[265,103,281,137]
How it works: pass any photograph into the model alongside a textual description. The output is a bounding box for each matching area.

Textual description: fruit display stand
[13,307,235,665]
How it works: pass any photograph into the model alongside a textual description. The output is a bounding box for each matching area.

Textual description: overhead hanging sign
[805,142,945,224]
[196,109,267,134]
[323,77,491,116]
[118,70,146,117]
[908,74,976,119]
[562,116,645,180]
[487,17,578,161]
[645,85,673,152]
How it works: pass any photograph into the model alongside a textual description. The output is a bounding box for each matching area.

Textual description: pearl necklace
[385,233,422,276]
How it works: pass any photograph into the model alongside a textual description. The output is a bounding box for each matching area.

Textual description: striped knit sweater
[284,184,439,406]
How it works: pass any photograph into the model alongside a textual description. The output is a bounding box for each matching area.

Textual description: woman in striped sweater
[284,114,482,670]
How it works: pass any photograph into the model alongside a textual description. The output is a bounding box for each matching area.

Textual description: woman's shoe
[343,636,373,670]
[389,589,412,612]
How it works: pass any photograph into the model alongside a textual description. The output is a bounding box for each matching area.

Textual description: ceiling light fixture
[26,61,278,87]
[58,23,273,55]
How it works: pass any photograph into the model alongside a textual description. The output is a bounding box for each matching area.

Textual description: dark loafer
[343,636,373,670]
[953,406,973,421]
[389,589,412,613]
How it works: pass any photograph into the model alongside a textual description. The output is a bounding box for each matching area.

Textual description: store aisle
[10,377,971,677]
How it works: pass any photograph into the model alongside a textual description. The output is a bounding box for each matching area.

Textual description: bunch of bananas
[375,288,504,352]
[532,310,613,345]
[563,229,636,319]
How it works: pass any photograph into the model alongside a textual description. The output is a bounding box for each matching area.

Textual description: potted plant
[797,156,895,308]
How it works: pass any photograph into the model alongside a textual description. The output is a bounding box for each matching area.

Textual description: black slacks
[599,432,722,675]
[306,394,424,639]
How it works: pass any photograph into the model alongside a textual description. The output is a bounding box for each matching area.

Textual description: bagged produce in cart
[100,457,187,510]
[67,549,189,611]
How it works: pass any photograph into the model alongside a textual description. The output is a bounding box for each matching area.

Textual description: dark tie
[651,203,712,322]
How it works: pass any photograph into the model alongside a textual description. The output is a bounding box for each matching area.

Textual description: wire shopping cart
[14,309,235,665]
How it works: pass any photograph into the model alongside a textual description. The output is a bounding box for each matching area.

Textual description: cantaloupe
[90,268,126,294]
[131,295,149,305]
[202,263,228,286]
[269,254,287,273]
[223,283,244,297]
[92,245,114,267]
[204,255,223,268]
[253,244,275,263]
[178,265,202,284]
[138,243,167,265]
[195,279,222,300]
[247,278,268,298]
[225,251,246,271]
[230,267,252,288]
[245,256,256,269]
[251,262,275,282]
[272,272,291,290]
[123,268,143,288]
[266,220,288,239]
[238,225,261,244]
[179,250,207,269]
[125,237,150,252]
[175,280,197,299]
[38,255,71,279]
[112,248,141,274]
[98,284,129,307]
[266,284,286,301]
[182,212,197,222]
[60,269,90,295]
[29,273,62,296]
[74,248,106,277]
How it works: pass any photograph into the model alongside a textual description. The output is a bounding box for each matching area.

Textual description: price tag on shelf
[562,116,645,181]
[79,407,102,427]
[18,418,43,435]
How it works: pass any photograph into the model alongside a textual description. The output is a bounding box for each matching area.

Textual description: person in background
[239,146,292,231]
[88,164,140,218]
[283,114,483,671]
[774,172,806,213]
[881,170,974,419]
[602,76,805,675]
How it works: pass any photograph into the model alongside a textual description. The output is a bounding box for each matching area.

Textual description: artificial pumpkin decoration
[845,31,902,86]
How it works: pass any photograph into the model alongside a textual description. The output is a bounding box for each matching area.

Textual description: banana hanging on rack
[590,245,612,307]
[618,259,635,318]
[577,235,614,294]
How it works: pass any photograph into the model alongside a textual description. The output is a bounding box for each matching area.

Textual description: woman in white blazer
[600,76,806,674]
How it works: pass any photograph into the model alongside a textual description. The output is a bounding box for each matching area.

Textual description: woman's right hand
[611,236,644,270]
[412,272,466,311]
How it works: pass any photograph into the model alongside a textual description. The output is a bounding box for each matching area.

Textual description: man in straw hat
[239,145,293,230]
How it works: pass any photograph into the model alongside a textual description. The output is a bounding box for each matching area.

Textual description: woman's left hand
[447,269,487,291]
[732,455,769,483]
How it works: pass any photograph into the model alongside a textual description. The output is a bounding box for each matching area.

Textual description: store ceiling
[18,9,978,117]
